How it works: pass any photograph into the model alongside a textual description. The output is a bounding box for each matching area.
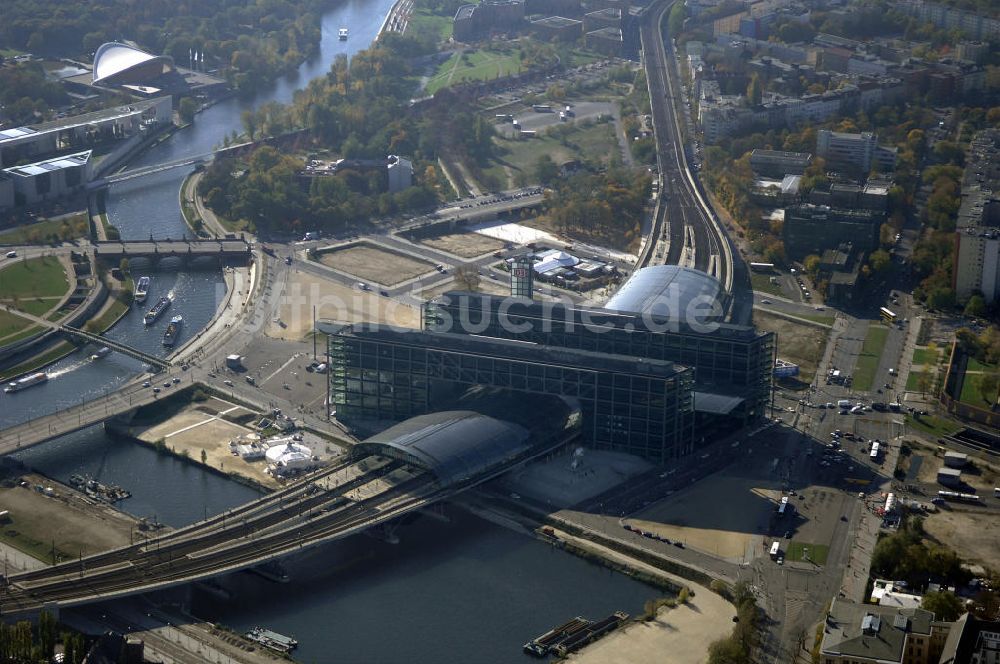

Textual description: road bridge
[0,412,579,615]
[93,239,252,264]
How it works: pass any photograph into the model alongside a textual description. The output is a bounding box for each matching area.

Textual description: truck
[769,541,780,560]
[225,354,244,370]
[837,399,852,409]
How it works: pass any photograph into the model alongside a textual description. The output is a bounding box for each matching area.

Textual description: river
[5,2,660,660]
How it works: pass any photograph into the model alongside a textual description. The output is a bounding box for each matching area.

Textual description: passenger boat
[245,626,297,653]
[90,346,111,360]
[339,27,348,40]
[144,296,171,325]
[134,276,150,303]
[4,372,48,393]
[162,315,183,347]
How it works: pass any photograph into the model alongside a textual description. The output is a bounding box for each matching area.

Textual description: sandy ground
[416,276,510,301]
[754,311,829,381]
[629,475,781,560]
[318,242,434,286]
[924,509,1000,570]
[469,219,561,245]
[914,449,1000,494]
[555,529,736,664]
[270,271,422,339]
[0,475,135,562]
[417,231,504,258]
[135,403,279,489]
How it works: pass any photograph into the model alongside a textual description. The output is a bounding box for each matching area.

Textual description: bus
[777,496,789,515]
[532,104,552,112]
[937,490,982,504]
[769,541,780,559]
[879,307,897,323]
[749,262,775,272]
[870,442,880,459]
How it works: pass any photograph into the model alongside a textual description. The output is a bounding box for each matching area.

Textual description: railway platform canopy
[351,411,532,488]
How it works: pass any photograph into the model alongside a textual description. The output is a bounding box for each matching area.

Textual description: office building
[954,129,1000,302]
[939,613,1000,664]
[2,150,93,208]
[816,129,897,175]
[749,149,812,177]
[782,203,883,258]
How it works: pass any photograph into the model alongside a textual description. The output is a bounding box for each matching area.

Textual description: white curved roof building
[265,441,314,475]
[93,42,174,86]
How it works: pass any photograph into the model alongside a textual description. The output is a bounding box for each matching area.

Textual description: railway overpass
[638,0,752,325]
[0,411,579,616]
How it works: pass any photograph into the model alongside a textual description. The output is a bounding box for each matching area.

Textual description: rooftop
[5,150,92,177]
[821,598,933,663]
[332,323,689,380]
[531,16,582,27]
[604,265,726,323]
[93,42,173,85]
[353,411,532,487]
[0,98,169,146]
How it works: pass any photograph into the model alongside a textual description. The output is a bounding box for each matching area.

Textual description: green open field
[750,273,784,297]
[0,309,38,345]
[0,255,70,320]
[408,7,454,42]
[967,357,993,372]
[785,541,829,566]
[960,365,999,407]
[912,347,940,366]
[480,120,618,190]
[426,47,527,94]
[0,256,69,299]
[906,414,961,438]
[906,370,931,392]
[0,213,89,244]
[852,324,889,391]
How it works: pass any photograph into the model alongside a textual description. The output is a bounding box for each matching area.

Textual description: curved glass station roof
[604,265,725,323]
[353,411,532,487]
[93,43,173,85]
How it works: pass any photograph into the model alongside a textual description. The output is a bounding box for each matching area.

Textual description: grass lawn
[408,7,454,41]
[967,357,993,372]
[0,309,39,345]
[426,47,527,95]
[852,324,889,392]
[0,213,89,244]
[0,340,76,382]
[912,347,939,366]
[785,542,829,566]
[0,256,70,300]
[960,367,999,407]
[906,370,931,392]
[86,294,130,334]
[798,313,836,326]
[750,273,784,297]
[906,414,961,438]
[482,120,618,188]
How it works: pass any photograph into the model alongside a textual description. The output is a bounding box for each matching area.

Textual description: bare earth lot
[0,476,134,562]
[318,242,435,286]
[418,231,504,258]
[271,270,421,339]
[754,311,829,382]
[924,509,1000,571]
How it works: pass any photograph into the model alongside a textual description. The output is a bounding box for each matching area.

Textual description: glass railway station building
[322,266,774,464]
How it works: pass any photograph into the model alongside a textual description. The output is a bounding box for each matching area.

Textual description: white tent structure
[265,440,314,476]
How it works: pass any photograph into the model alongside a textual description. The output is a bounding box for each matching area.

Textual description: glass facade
[327,326,695,464]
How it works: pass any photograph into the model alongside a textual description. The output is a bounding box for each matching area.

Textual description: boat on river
[4,372,48,394]
[162,315,183,346]
[144,296,171,325]
[135,276,150,303]
[245,626,297,653]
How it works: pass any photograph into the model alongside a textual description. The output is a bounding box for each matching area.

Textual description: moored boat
[134,276,150,303]
[245,626,297,653]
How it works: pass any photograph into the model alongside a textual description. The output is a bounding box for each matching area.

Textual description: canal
[5,1,661,660]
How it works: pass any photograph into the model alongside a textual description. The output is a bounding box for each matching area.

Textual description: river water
[4,2,659,660]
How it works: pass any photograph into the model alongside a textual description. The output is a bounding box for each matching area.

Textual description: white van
[994,487,1000,498]
[837,399,852,409]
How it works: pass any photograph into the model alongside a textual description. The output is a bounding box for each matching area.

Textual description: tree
[980,373,999,406]
[926,287,956,311]
[869,249,892,275]
[746,73,763,106]
[178,97,199,124]
[453,265,480,292]
[667,2,686,36]
[119,257,130,276]
[922,591,964,621]
[803,254,821,277]
[535,154,559,186]
[964,294,986,319]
